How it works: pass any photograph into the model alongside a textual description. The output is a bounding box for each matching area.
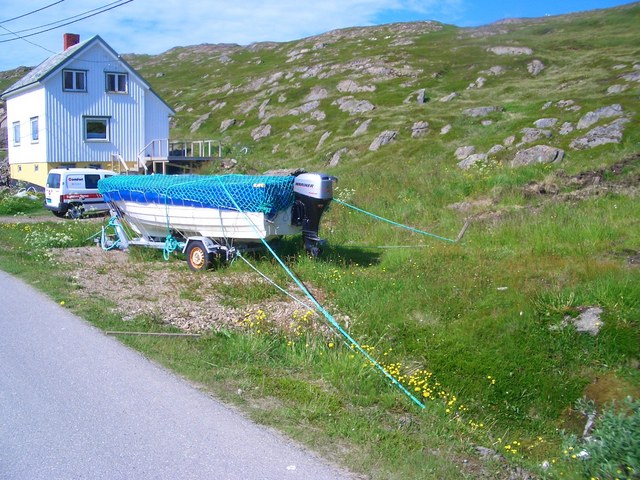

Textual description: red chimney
[63,33,80,51]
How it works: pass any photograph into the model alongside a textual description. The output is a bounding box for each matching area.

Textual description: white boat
[98,172,335,269]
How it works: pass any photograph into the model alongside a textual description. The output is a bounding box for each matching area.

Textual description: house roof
[1,35,174,114]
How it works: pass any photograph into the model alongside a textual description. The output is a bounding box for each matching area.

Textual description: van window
[85,174,101,189]
[47,173,61,189]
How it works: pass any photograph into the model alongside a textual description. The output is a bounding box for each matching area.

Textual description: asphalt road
[0,271,355,480]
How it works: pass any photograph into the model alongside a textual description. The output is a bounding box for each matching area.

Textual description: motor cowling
[291,173,336,256]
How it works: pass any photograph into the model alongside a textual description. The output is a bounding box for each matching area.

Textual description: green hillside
[1,3,639,479]
[124,5,640,477]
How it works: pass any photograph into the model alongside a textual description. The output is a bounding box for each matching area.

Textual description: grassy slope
[1,4,639,479]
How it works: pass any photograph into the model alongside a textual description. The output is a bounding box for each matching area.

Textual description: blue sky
[0,0,634,71]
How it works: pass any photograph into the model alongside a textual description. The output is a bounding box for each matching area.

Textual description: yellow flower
[328,342,334,348]
[60,301,65,305]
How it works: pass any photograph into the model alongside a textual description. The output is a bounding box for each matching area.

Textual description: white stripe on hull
[114,201,301,241]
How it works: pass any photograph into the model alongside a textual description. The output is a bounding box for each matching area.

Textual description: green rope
[214,177,426,410]
[163,234,180,260]
[334,198,460,243]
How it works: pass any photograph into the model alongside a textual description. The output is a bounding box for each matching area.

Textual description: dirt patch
[57,246,331,335]
[523,153,640,201]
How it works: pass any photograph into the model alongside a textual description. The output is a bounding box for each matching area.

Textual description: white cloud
[0,0,462,70]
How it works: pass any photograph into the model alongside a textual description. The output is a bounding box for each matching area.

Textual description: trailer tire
[68,203,84,219]
[186,240,212,271]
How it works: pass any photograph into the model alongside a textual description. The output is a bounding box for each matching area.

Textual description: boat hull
[113,201,301,242]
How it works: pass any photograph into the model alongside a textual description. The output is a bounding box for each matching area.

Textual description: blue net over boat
[98,174,296,217]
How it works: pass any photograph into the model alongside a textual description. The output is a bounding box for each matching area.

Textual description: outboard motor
[292,173,336,256]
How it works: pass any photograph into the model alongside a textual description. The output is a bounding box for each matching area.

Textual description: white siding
[6,36,173,169]
[5,87,47,165]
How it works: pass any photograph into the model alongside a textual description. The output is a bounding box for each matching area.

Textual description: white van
[45,168,117,218]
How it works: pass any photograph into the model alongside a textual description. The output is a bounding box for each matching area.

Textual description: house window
[106,72,128,93]
[84,117,110,142]
[12,121,20,146]
[63,69,87,92]
[30,117,39,142]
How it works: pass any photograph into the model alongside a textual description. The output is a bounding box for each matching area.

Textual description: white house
[1,34,174,187]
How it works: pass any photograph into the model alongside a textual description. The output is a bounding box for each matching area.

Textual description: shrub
[567,397,640,479]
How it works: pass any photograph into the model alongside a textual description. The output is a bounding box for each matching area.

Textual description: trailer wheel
[186,241,212,271]
[68,203,84,219]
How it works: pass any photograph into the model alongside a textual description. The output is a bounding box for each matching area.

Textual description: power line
[0,1,127,38]
[0,24,57,55]
[0,0,133,44]
[0,0,66,25]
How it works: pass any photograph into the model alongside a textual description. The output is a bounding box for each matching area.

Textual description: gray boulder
[440,124,452,135]
[369,131,398,151]
[251,124,272,141]
[621,71,640,82]
[503,135,516,146]
[220,119,236,132]
[481,66,506,76]
[328,148,348,167]
[352,119,372,136]
[559,122,575,136]
[570,118,630,150]
[457,153,488,170]
[411,121,430,138]
[577,104,623,129]
[467,77,486,89]
[190,112,211,133]
[439,92,458,102]
[511,145,564,167]
[527,59,545,76]
[488,46,533,56]
[455,146,476,160]
[404,89,428,104]
[336,80,376,93]
[288,100,321,116]
[462,106,503,117]
[311,110,326,121]
[488,144,505,156]
[334,97,375,115]
[316,131,332,151]
[607,84,628,94]
[305,87,329,102]
[520,128,552,144]
[534,118,558,128]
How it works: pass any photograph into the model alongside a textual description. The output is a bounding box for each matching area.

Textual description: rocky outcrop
[288,100,321,116]
[305,87,329,102]
[458,153,487,170]
[328,147,348,167]
[527,60,545,76]
[251,124,272,141]
[336,80,375,93]
[439,92,458,102]
[467,77,486,89]
[488,46,533,56]
[463,106,503,117]
[411,121,429,138]
[352,119,372,136]
[316,131,331,151]
[369,131,397,151]
[220,119,236,132]
[190,112,210,133]
[455,146,476,160]
[533,118,558,128]
[570,118,629,150]
[520,128,552,144]
[576,104,623,129]
[511,145,564,167]
[334,97,375,115]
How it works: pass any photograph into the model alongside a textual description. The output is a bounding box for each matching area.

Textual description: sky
[0,0,635,71]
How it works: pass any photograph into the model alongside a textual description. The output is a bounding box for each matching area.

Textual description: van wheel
[52,210,67,218]
[186,241,212,271]
[68,203,84,219]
